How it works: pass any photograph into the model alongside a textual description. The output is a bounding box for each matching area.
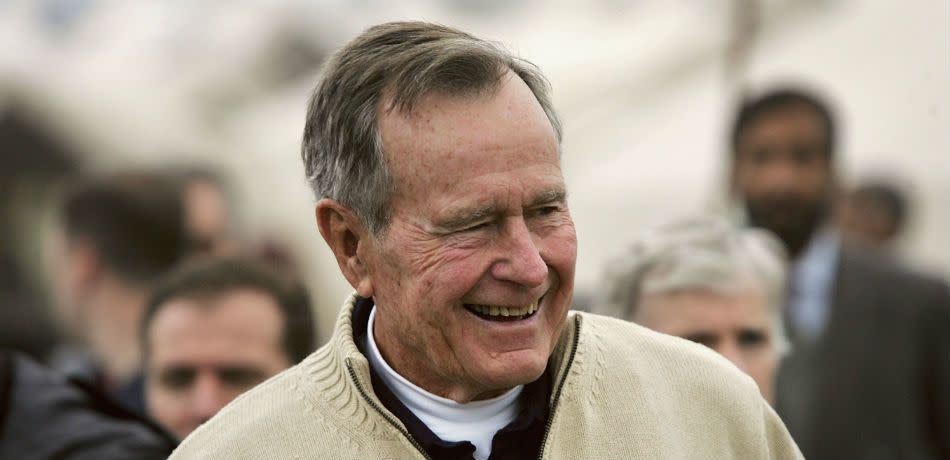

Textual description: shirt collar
[351,297,551,460]
[792,227,840,292]
[365,306,524,420]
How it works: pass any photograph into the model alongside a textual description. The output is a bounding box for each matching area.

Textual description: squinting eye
[217,367,267,388]
[159,367,196,390]
[737,330,767,348]
[792,146,820,165]
[748,148,772,166]
[531,206,560,218]
[683,333,716,349]
[462,222,491,232]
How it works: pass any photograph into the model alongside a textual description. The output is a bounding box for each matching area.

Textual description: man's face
[365,72,577,402]
[46,230,76,325]
[635,287,779,403]
[183,179,233,255]
[43,229,88,337]
[145,289,291,439]
[837,191,900,247]
[732,105,833,258]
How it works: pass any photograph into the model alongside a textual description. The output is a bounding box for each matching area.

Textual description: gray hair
[598,216,790,354]
[301,21,563,234]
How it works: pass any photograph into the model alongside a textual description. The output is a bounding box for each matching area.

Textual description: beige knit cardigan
[170,293,803,459]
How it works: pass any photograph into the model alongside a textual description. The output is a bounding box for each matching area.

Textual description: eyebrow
[528,188,567,207]
[683,332,718,345]
[434,186,568,231]
[437,205,497,231]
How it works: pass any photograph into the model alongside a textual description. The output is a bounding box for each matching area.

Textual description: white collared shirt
[364,307,522,460]
[787,228,840,342]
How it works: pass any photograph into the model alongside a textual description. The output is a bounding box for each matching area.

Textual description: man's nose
[759,157,803,191]
[490,217,548,287]
[716,340,747,373]
[190,372,229,422]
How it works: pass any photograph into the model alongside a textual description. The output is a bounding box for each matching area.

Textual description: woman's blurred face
[635,287,779,404]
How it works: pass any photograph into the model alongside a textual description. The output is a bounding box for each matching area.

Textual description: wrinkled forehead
[378,72,560,191]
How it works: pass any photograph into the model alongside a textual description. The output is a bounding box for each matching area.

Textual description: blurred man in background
[172,167,238,257]
[729,87,950,459]
[0,350,176,459]
[0,106,80,363]
[46,172,189,414]
[836,179,910,250]
[170,166,305,277]
[141,257,315,439]
[599,216,787,404]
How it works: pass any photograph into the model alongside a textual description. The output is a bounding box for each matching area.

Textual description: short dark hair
[60,172,187,284]
[730,87,836,158]
[853,181,909,230]
[141,257,317,364]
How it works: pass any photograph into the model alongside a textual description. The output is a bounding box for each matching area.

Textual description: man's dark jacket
[0,350,176,460]
[776,243,950,459]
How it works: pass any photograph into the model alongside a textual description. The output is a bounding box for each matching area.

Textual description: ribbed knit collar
[305,293,582,454]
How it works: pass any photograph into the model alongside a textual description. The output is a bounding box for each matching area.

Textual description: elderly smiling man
[171,22,802,459]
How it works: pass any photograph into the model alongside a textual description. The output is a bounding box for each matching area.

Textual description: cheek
[378,251,481,332]
[732,164,755,188]
[550,224,578,254]
[146,384,182,421]
[543,228,577,281]
[220,385,250,403]
[806,170,832,195]
[745,348,778,379]
[403,243,488,301]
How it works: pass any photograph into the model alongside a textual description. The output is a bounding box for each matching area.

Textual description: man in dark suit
[0,350,176,459]
[728,88,950,459]
[47,172,189,415]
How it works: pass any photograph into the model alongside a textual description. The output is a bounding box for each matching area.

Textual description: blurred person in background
[171,21,801,459]
[46,172,189,415]
[141,257,315,440]
[598,216,787,404]
[172,167,238,257]
[171,165,308,278]
[836,179,909,250]
[0,349,176,459]
[247,235,306,280]
[0,106,79,362]
[729,87,950,459]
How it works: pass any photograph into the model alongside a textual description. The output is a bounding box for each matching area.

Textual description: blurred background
[1,0,947,343]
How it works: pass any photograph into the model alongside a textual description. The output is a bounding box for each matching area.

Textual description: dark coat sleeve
[919,280,950,458]
[0,350,177,460]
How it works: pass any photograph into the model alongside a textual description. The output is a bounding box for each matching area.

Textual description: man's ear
[315,199,375,298]
[727,154,740,197]
[68,239,102,301]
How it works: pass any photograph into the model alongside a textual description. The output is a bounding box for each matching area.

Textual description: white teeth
[469,301,539,317]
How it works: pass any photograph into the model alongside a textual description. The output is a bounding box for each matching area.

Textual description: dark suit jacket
[777,243,950,459]
[0,351,176,460]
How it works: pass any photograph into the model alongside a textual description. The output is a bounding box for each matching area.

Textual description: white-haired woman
[599,216,789,404]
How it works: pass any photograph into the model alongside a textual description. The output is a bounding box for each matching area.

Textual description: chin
[477,349,549,389]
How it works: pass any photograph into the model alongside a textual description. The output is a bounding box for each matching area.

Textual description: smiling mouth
[464,298,541,322]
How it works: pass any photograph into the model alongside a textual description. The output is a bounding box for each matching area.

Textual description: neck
[371,309,509,403]
[84,279,147,385]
